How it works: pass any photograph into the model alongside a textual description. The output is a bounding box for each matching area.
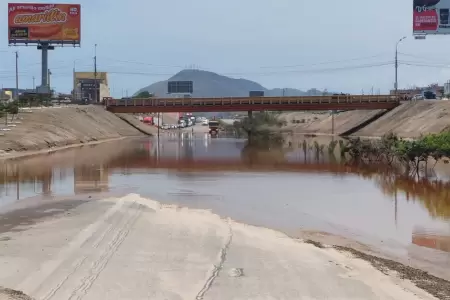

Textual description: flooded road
[1,133,449,278]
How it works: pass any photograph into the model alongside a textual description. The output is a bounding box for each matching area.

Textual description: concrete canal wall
[280,100,450,138]
[0,105,150,157]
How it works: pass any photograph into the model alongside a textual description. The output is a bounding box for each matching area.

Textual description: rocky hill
[135,69,325,97]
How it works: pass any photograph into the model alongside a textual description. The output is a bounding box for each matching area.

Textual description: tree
[133,91,153,98]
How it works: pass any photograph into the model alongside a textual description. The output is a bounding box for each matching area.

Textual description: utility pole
[15,51,18,100]
[395,36,407,96]
[32,76,35,90]
[73,60,76,100]
[94,44,98,103]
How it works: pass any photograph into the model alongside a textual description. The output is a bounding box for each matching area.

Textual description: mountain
[135,69,325,97]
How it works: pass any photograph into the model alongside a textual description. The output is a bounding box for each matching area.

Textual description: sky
[2,0,450,96]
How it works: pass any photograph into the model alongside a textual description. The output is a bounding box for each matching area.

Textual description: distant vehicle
[202,119,209,126]
[412,94,424,101]
[143,116,153,124]
[423,91,436,100]
[208,120,220,135]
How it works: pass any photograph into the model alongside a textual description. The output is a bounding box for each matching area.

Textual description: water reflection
[0,136,449,257]
[413,227,450,253]
[74,164,109,194]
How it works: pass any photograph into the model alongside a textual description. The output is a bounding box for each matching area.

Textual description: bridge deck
[104,95,400,113]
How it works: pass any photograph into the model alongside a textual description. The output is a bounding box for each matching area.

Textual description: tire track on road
[15,199,128,296]
[40,202,132,300]
[67,202,142,300]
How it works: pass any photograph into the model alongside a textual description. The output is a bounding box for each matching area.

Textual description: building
[73,72,110,103]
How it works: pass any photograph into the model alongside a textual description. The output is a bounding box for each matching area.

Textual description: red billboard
[413,0,450,34]
[8,3,81,44]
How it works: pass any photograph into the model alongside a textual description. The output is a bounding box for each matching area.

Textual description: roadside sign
[168,81,193,94]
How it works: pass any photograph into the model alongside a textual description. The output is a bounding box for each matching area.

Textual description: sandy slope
[356,101,450,138]
[0,106,146,154]
[280,100,450,138]
[0,194,437,300]
[280,110,384,135]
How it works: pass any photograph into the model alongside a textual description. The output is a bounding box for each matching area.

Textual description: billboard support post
[15,51,18,100]
[37,42,54,94]
[41,43,49,88]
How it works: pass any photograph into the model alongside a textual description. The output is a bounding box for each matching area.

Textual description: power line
[102,57,184,68]
[400,62,450,68]
[398,52,450,63]
[258,53,389,69]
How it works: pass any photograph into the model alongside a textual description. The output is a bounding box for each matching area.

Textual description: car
[202,119,209,126]
[412,94,424,101]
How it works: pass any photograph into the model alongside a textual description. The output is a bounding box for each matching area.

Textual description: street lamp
[395,36,407,96]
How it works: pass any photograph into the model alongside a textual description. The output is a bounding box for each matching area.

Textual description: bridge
[104,95,400,113]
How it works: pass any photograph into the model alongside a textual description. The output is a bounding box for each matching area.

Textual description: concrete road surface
[0,194,437,300]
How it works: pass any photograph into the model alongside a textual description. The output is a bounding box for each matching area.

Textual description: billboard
[168,81,193,94]
[8,3,81,44]
[249,91,264,97]
[413,0,450,34]
[80,79,100,90]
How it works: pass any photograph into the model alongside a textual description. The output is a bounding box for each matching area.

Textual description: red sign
[414,9,438,31]
[8,3,81,43]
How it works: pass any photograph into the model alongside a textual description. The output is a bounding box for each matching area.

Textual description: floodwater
[0,132,449,276]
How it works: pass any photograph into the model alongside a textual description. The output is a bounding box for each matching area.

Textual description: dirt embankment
[280,101,450,138]
[356,101,450,138]
[280,110,385,135]
[0,106,153,156]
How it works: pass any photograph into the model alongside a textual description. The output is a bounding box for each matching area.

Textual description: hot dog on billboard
[29,24,61,39]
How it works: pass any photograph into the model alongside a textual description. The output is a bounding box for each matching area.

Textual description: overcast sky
[2,0,450,96]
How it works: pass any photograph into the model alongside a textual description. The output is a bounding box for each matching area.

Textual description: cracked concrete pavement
[0,194,438,300]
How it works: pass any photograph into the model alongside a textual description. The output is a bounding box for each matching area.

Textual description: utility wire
[258,54,389,69]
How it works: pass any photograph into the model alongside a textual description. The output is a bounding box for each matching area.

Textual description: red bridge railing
[103,95,399,108]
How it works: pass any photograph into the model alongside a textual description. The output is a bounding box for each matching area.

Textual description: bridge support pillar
[248,110,253,142]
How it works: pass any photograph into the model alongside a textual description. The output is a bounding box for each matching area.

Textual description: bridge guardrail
[103,95,400,108]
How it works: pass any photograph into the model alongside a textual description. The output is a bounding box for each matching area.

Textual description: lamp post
[395,36,407,96]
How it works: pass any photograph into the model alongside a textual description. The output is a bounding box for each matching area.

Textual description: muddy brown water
[0,133,449,278]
